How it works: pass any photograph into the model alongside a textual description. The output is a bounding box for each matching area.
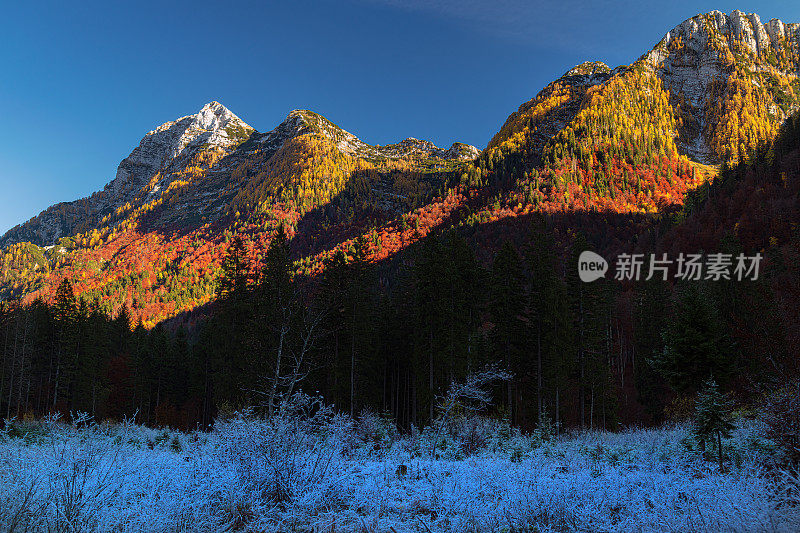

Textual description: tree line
[3,211,769,433]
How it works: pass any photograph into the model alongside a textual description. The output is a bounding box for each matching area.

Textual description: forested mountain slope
[0,104,476,324]
[1,9,800,430]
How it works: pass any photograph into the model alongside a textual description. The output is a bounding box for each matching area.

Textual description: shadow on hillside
[133,134,261,239]
[161,202,680,331]
[288,167,461,259]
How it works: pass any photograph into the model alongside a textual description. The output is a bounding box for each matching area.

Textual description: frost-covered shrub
[1,411,799,532]
[454,416,494,456]
[355,409,398,451]
[1,413,62,445]
[0,446,46,531]
[420,414,517,459]
[214,393,352,506]
[45,438,128,531]
[392,423,423,458]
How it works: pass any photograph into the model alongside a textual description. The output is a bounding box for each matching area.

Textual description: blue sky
[1,0,798,235]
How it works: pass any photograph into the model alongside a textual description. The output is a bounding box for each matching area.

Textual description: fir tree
[488,241,526,423]
[656,283,733,394]
[694,378,735,470]
[526,218,571,430]
[216,236,249,301]
[633,278,671,424]
[565,232,612,428]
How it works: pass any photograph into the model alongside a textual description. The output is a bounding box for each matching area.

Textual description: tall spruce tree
[412,231,481,424]
[210,235,254,408]
[657,283,734,394]
[488,241,526,423]
[216,236,249,301]
[565,233,610,427]
[633,278,671,424]
[694,378,735,469]
[52,279,77,410]
[526,219,572,430]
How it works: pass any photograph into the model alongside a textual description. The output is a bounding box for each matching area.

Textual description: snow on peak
[111,102,253,195]
[195,101,245,132]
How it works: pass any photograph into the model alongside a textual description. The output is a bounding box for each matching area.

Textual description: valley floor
[0,414,797,532]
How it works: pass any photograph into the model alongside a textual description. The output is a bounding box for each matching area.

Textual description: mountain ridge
[1,8,798,328]
[1,104,477,249]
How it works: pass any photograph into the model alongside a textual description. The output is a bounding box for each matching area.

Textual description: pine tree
[488,241,526,423]
[345,234,373,416]
[216,236,249,301]
[208,236,255,409]
[526,217,570,428]
[52,279,77,409]
[320,250,350,408]
[259,226,290,304]
[565,232,612,428]
[411,231,481,424]
[694,378,735,470]
[633,278,671,424]
[656,283,733,394]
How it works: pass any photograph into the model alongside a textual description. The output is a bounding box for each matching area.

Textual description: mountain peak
[108,102,253,205]
[638,9,800,163]
[646,10,800,66]
[195,101,240,131]
[563,61,611,78]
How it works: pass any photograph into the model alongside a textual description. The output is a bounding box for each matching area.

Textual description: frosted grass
[0,416,797,532]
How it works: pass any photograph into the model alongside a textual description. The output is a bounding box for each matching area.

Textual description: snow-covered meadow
[1,402,798,532]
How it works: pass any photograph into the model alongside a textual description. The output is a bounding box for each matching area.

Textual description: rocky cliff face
[486,10,799,168]
[111,101,253,197]
[646,10,800,64]
[643,10,800,162]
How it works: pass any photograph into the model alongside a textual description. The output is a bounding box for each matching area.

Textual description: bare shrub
[44,414,131,533]
[430,365,511,458]
[0,450,46,532]
[214,392,352,507]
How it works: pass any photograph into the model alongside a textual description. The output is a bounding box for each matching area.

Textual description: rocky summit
[643,10,800,162]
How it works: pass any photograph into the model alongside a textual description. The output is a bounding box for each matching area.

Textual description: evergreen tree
[633,278,670,423]
[488,241,526,423]
[656,283,734,394]
[440,230,482,383]
[52,279,77,410]
[216,236,249,301]
[412,234,447,424]
[320,250,350,408]
[694,378,735,470]
[344,234,373,416]
[411,231,482,424]
[526,217,571,429]
[565,232,612,428]
[259,226,290,304]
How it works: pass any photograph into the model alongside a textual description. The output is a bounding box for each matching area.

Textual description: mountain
[0,101,477,321]
[0,102,254,249]
[645,10,800,163]
[0,103,475,250]
[1,9,798,328]
[487,10,799,169]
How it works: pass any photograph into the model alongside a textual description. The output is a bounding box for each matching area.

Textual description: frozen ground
[0,405,798,532]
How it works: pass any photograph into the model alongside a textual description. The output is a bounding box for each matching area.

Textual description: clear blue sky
[1,1,798,235]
